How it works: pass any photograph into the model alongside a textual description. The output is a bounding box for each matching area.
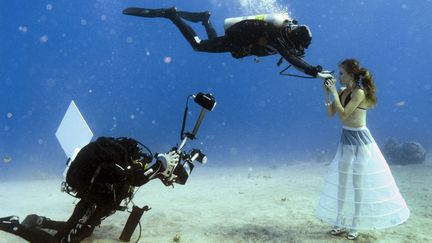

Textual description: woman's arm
[324,89,337,117]
[331,88,366,120]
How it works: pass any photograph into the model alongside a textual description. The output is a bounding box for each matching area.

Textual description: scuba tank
[224,13,291,31]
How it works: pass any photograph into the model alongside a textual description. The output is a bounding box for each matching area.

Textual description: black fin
[122,7,176,18]
[21,214,44,229]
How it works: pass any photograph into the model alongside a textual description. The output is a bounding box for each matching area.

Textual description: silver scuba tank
[224,13,291,31]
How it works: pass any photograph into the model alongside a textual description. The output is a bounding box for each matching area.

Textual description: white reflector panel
[55,100,93,177]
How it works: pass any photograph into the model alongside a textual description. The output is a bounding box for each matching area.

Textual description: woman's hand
[317,71,334,94]
[324,78,338,94]
[323,79,330,93]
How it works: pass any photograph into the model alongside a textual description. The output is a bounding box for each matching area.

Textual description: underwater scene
[1,0,431,242]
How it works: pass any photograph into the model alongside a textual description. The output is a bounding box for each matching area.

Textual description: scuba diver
[0,93,216,242]
[0,137,186,242]
[122,7,324,78]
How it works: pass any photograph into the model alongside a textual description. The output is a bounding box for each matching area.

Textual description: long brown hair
[339,58,377,106]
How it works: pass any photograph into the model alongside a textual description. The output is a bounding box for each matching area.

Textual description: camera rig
[120,92,216,242]
[156,92,216,186]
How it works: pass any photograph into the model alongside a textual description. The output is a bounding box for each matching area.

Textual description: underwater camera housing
[158,92,215,186]
[119,92,216,242]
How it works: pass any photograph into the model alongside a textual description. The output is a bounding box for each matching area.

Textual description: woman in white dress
[315,59,410,240]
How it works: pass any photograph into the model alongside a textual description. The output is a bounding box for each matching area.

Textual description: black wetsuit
[123,7,321,77]
[0,137,156,243]
[0,197,128,242]
[222,20,318,76]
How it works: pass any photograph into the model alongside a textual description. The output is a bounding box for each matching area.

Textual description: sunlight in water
[238,0,290,15]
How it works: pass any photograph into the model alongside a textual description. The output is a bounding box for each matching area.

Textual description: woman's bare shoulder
[352,88,366,96]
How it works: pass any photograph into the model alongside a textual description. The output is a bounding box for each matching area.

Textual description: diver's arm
[278,48,321,77]
[128,151,180,187]
[123,162,160,186]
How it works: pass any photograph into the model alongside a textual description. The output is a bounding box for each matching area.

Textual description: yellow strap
[132,160,146,169]
[255,15,265,21]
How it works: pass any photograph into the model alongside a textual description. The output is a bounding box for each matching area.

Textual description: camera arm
[154,92,216,186]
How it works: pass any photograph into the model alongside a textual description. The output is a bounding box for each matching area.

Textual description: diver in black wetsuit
[123,7,323,77]
[0,137,182,243]
[0,91,216,243]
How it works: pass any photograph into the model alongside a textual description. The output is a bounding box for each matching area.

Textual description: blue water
[1,0,431,179]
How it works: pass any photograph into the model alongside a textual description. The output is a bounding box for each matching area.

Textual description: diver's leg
[54,199,97,242]
[21,214,67,231]
[177,11,218,39]
[166,13,203,50]
[177,11,210,23]
[123,7,225,52]
[0,216,58,243]
[165,12,228,52]
[123,7,202,50]
[54,199,113,242]
[198,37,230,53]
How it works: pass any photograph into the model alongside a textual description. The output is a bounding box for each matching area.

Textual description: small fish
[3,156,12,163]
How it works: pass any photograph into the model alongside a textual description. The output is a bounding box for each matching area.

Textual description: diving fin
[0,215,57,243]
[122,7,177,18]
[0,216,19,225]
[21,214,44,229]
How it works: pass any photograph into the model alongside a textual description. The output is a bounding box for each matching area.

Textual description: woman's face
[338,66,354,86]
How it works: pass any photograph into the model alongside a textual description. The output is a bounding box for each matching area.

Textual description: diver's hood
[116,137,152,164]
[288,25,312,50]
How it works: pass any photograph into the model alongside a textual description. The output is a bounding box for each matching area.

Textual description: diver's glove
[317,71,334,82]
[305,65,323,77]
[157,150,180,180]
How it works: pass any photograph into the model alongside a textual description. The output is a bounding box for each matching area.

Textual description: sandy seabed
[1,162,431,243]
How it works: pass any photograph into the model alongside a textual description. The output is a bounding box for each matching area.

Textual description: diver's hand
[157,151,180,179]
[157,151,179,170]
[317,71,334,81]
[305,65,323,77]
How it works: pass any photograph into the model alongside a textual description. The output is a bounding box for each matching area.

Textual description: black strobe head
[194,93,216,111]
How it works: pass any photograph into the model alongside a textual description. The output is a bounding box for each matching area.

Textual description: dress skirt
[315,126,410,230]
